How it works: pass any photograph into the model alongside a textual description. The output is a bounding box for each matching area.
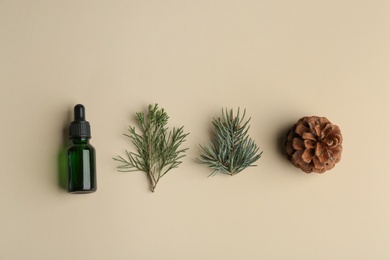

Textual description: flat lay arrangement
[67,104,343,193]
[4,1,390,259]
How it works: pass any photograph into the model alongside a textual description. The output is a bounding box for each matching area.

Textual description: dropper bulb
[74,104,85,121]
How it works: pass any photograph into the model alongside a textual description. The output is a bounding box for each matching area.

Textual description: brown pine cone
[285,116,343,173]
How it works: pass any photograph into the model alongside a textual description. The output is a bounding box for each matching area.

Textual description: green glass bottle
[67,104,97,193]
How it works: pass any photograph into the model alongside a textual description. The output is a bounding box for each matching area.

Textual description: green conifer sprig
[198,108,262,176]
[114,104,189,192]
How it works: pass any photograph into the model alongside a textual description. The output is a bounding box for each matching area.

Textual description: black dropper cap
[69,104,91,139]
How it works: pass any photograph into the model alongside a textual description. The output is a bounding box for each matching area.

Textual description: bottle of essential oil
[67,104,96,193]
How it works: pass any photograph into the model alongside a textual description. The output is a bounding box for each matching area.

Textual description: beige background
[1,0,390,259]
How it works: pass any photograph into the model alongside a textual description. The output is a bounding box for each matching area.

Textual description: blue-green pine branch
[199,108,262,176]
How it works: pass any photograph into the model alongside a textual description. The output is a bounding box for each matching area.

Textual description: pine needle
[113,104,189,192]
[198,108,262,176]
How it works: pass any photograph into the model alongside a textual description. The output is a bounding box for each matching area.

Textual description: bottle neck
[70,137,90,144]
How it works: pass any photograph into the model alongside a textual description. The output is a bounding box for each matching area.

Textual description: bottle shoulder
[67,142,95,152]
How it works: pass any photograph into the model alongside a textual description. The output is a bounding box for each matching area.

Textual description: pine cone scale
[295,123,309,137]
[292,138,304,150]
[302,132,317,141]
[302,149,314,163]
[304,139,315,149]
